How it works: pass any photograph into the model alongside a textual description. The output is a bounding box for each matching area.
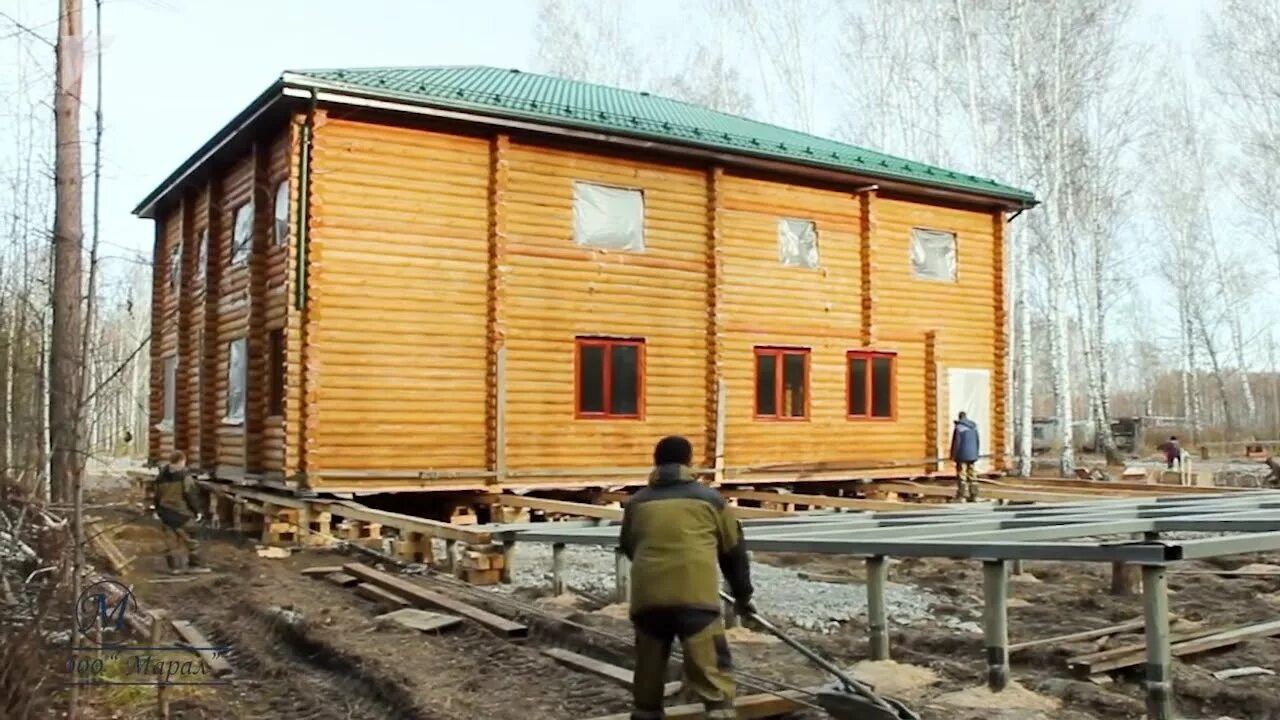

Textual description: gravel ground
[491,544,951,634]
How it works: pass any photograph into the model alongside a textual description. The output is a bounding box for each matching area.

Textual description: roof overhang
[134,74,1038,219]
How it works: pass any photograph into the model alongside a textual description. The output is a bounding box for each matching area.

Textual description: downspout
[293,91,316,493]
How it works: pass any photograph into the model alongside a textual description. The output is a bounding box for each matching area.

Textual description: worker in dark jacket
[949,412,981,502]
[620,436,754,720]
[151,451,210,574]
[1158,436,1181,469]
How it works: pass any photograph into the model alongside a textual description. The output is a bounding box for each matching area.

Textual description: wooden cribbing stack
[455,542,506,586]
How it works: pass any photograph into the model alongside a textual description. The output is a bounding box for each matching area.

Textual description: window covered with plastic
[274,181,289,246]
[778,218,818,268]
[232,202,254,265]
[225,338,247,424]
[572,182,644,252]
[910,228,957,281]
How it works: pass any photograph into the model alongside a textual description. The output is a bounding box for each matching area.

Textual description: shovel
[721,591,922,720]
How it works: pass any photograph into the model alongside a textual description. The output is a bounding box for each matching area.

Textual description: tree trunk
[51,0,86,503]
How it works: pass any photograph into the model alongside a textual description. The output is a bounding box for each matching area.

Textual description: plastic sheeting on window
[225,338,247,424]
[274,181,289,246]
[573,182,644,251]
[778,218,819,268]
[168,245,181,290]
[910,228,957,281]
[197,229,208,279]
[232,202,254,265]
[161,356,177,429]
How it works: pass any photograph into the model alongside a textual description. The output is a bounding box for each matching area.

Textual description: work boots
[185,552,213,574]
[165,554,182,575]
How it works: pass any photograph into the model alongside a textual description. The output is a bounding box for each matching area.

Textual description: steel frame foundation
[499,490,1280,720]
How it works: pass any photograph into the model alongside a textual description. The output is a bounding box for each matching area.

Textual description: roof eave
[279,73,1036,210]
[132,80,289,219]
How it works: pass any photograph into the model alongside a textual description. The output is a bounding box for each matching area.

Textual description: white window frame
[572,181,645,252]
[224,338,247,425]
[273,181,289,246]
[231,202,254,266]
[910,227,958,282]
[777,217,819,269]
[160,355,177,432]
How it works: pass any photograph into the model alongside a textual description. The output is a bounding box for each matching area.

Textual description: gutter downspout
[292,91,317,493]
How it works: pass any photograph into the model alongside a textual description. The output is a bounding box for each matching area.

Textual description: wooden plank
[342,562,528,638]
[542,647,681,697]
[1009,619,1146,653]
[300,565,345,577]
[722,489,924,513]
[1068,620,1280,676]
[584,689,810,720]
[497,494,623,520]
[169,619,234,678]
[320,500,489,543]
[353,583,412,610]
[325,572,360,588]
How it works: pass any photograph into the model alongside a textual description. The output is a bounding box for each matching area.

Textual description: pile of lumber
[1067,619,1280,677]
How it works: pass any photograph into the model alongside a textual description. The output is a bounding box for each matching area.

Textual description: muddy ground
[72,481,1280,720]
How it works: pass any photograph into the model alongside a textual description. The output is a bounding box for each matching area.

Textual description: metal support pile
[504,490,1280,720]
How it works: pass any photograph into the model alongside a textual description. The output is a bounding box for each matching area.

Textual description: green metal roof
[286,65,1035,205]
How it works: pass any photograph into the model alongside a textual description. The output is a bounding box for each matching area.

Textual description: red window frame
[574,337,645,419]
[753,346,810,421]
[846,350,897,421]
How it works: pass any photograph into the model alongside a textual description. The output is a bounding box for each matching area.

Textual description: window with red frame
[575,337,644,418]
[754,347,809,419]
[847,351,896,419]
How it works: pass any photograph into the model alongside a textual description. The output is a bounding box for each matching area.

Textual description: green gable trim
[285,65,1035,206]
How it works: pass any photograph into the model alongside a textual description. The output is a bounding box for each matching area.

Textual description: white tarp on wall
[572,182,645,252]
[945,367,991,471]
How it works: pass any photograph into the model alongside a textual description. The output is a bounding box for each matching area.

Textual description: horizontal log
[541,647,680,697]
[342,563,528,638]
[496,494,622,520]
[169,619,234,678]
[319,500,489,543]
[1009,619,1146,653]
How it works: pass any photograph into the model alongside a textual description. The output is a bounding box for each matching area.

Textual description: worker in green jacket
[151,451,210,574]
[620,436,754,720]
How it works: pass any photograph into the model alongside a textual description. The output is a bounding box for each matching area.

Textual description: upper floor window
[754,347,809,420]
[910,228,956,281]
[168,244,181,292]
[847,350,896,420]
[575,337,644,418]
[778,218,818,268]
[572,182,644,252]
[273,181,290,246]
[232,202,254,266]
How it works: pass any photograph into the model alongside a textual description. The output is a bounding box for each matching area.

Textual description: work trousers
[955,462,978,502]
[631,608,736,720]
[159,511,202,569]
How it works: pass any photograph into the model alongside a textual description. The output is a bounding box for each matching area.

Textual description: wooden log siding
[149,114,1009,489]
[215,155,253,471]
[306,119,490,476]
[874,196,1000,462]
[501,141,709,474]
[718,174,865,466]
[991,211,1008,469]
[184,189,209,467]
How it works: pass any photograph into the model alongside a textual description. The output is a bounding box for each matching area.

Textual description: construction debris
[542,647,681,697]
[255,545,291,559]
[1068,619,1280,676]
[1212,666,1276,680]
[343,563,528,638]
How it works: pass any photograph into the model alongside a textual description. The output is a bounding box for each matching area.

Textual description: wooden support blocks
[261,507,299,545]
[455,542,505,586]
[395,532,434,564]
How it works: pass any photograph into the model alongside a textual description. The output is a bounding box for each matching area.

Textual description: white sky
[0,0,1223,307]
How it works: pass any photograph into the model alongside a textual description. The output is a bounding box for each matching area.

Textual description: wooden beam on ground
[1020,477,1239,494]
[169,619,234,677]
[497,494,623,521]
[300,565,345,577]
[320,501,490,544]
[353,583,412,610]
[584,689,810,720]
[324,572,360,588]
[542,647,680,697]
[1009,619,1146,653]
[722,489,926,513]
[875,481,1084,503]
[1067,619,1280,676]
[342,563,527,638]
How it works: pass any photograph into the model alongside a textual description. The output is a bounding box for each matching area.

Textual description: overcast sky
[0,0,1216,294]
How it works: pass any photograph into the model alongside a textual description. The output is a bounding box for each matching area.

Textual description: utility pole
[52,0,85,504]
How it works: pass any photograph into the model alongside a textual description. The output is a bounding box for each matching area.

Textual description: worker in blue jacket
[949,412,981,502]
